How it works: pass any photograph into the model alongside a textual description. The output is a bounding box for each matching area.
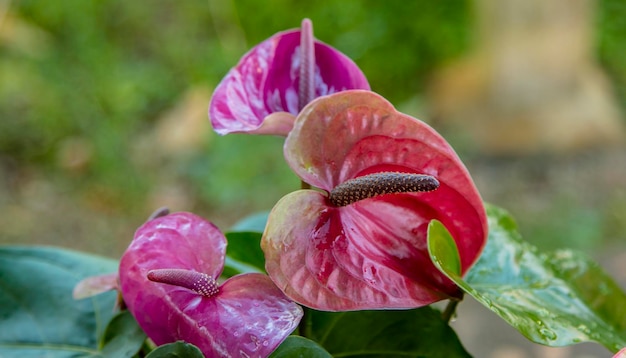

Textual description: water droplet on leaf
[539,328,557,340]
[577,324,591,335]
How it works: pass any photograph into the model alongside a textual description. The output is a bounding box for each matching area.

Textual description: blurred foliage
[0,0,625,254]
[0,0,471,218]
[233,0,471,103]
[597,0,626,112]
[1,1,220,210]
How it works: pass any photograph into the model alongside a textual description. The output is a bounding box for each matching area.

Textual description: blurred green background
[1,0,625,260]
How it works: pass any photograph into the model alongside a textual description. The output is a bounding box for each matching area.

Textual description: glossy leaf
[428,205,626,353]
[263,90,487,311]
[223,231,266,275]
[230,211,269,233]
[100,311,146,357]
[305,307,471,357]
[0,246,118,357]
[269,336,332,358]
[145,341,204,358]
[428,220,462,277]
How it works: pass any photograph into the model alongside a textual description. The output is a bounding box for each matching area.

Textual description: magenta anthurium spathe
[261,90,488,311]
[208,19,370,136]
[119,212,303,358]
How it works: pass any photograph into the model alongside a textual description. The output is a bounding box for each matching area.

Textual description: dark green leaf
[428,204,626,353]
[230,211,270,233]
[269,336,332,358]
[0,246,119,357]
[100,311,146,357]
[223,231,265,276]
[145,341,204,357]
[306,308,471,357]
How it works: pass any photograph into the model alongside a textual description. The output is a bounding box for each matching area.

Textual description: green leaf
[223,231,265,276]
[230,211,269,233]
[0,246,119,357]
[305,308,471,357]
[100,311,146,357]
[269,336,332,358]
[428,204,626,353]
[428,220,462,277]
[145,341,204,357]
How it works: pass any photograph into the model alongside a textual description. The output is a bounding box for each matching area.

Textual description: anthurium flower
[119,212,303,358]
[614,348,626,358]
[261,90,488,311]
[209,19,370,136]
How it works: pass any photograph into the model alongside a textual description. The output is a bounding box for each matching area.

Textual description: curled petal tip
[146,207,170,222]
[252,112,296,136]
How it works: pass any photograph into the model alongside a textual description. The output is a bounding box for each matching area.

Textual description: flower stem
[442,296,462,323]
[298,18,315,111]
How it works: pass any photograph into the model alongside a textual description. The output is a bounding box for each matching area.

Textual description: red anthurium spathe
[119,212,303,358]
[261,90,488,311]
[209,19,370,136]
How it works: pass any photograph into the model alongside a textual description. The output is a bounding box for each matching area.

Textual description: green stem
[441,296,462,323]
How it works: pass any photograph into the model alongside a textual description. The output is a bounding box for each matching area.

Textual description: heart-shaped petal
[119,212,302,357]
[263,190,460,310]
[284,90,486,272]
[262,90,487,311]
[209,25,369,135]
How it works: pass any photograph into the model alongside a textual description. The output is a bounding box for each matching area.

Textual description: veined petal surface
[263,91,487,311]
[119,212,302,357]
[209,29,369,135]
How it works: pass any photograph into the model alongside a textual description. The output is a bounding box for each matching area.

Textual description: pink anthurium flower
[615,348,626,358]
[261,90,488,311]
[119,212,303,358]
[209,18,370,136]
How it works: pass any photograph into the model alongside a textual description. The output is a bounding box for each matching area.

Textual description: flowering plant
[1,19,625,358]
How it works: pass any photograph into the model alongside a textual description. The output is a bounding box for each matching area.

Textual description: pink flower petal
[262,90,487,310]
[263,190,461,311]
[121,212,226,280]
[141,272,302,357]
[285,90,487,271]
[119,212,302,357]
[72,272,118,299]
[207,273,303,356]
[209,28,369,135]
